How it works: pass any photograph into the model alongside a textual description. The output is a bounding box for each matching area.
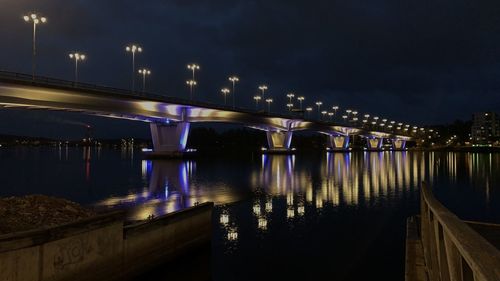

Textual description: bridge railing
[420,182,500,281]
[0,70,416,137]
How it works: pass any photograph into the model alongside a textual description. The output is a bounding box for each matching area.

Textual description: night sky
[1,0,500,139]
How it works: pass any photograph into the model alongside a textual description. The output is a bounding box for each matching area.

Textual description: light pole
[138,68,151,93]
[221,88,230,105]
[287,103,293,111]
[187,64,200,80]
[297,96,305,109]
[265,98,273,113]
[186,80,197,99]
[125,44,142,92]
[229,76,239,108]
[286,93,295,104]
[306,107,313,118]
[23,13,47,80]
[315,101,322,119]
[68,52,85,83]
[328,112,334,121]
[321,110,327,120]
[253,95,261,110]
[259,85,268,100]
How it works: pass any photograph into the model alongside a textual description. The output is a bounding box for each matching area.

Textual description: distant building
[471,112,500,144]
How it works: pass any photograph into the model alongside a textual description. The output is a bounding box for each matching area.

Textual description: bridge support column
[148,122,191,157]
[327,135,350,152]
[392,139,406,150]
[265,130,293,154]
[366,137,383,151]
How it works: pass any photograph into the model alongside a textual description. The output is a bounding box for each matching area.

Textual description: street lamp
[315,101,323,119]
[265,98,273,113]
[306,107,313,118]
[321,110,327,120]
[221,88,230,105]
[23,13,47,80]
[259,85,268,99]
[125,44,142,91]
[68,52,85,83]
[328,112,334,121]
[286,93,295,104]
[186,80,197,99]
[297,96,305,109]
[228,76,239,108]
[253,95,262,110]
[287,103,293,111]
[138,68,151,93]
[187,64,200,80]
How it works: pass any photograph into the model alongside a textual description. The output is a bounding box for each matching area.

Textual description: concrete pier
[327,135,350,151]
[264,130,294,154]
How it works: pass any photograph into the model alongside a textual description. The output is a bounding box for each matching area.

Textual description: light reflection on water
[0,147,499,280]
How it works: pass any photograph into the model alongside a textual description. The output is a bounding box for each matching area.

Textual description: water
[0,147,499,280]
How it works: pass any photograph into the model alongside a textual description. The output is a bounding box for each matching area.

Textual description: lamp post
[186,80,197,99]
[328,112,334,121]
[23,13,47,80]
[321,110,327,120]
[68,52,85,83]
[297,96,305,109]
[315,101,322,119]
[259,85,268,99]
[287,103,293,111]
[265,98,273,113]
[138,68,151,93]
[125,44,142,92]
[306,107,313,118]
[187,64,200,80]
[286,93,295,104]
[187,64,200,98]
[229,76,239,108]
[221,88,230,105]
[253,95,261,110]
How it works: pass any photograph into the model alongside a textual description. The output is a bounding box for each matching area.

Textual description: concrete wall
[0,202,213,281]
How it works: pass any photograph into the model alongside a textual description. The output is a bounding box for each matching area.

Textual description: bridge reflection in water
[91,151,495,236]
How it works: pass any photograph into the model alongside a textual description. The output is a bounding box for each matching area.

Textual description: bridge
[0,71,413,155]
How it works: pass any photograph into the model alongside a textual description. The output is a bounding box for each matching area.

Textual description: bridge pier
[147,122,191,157]
[366,137,383,151]
[264,130,294,154]
[327,135,350,152]
[392,139,406,150]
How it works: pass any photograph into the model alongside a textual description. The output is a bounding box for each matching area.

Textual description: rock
[0,195,96,235]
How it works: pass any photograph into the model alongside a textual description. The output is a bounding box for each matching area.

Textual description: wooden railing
[420,182,500,281]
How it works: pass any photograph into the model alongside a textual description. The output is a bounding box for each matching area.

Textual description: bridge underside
[0,80,412,155]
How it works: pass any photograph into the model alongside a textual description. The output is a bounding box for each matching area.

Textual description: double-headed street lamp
[23,13,47,80]
[187,64,200,99]
[186,80,197,99]
[306,107,313,118]
[259,85,268,99]
[253,95,262,110]
[138,68,151,93]
[68,52,86,83]
[221,88,230,105]
[229,76,239,108]
[297,96,305,109]
[265,98,273,113]
[287,103,293,111]
[286,93,295,104]
[315,101,323,119]
[125,44,142,92]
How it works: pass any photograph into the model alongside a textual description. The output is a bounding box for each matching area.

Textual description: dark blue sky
[1,0,500,139]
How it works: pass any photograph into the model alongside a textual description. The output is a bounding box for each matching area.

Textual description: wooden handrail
[420,182,500,281]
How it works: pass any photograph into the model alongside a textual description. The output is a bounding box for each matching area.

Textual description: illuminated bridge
[0,71,412,155]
